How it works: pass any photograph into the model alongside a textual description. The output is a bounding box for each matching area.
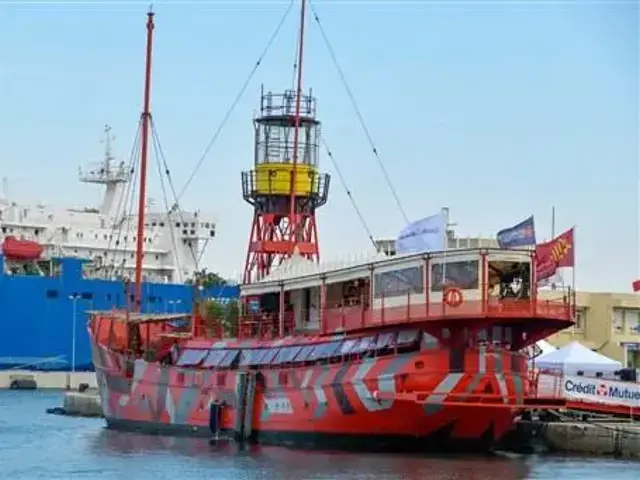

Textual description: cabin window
[239,349,264,367]
[218,350,240,368]
[272,346,302,365]
[397,329,421,347]
[252,349,271,364]
[295,345,316,362]
[375,332,397,349]
[487,260,531,299]
[309,341,343,361]
[339,338,360,355]
[351,336,376,355]
[374,266,424,298]
[430,260,479,291]
[283,346,303,363]
[203,349,228,367]
[176,349,208,367]
[504,327,513,343]
[259,348,280,366]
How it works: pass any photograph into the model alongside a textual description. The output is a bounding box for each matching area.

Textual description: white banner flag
[395,212,447,255]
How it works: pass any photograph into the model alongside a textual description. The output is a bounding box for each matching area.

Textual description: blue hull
[0,256,239,371]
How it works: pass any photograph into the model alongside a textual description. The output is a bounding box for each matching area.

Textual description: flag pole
[441,207,449,289]
[572,224,576,295]
[441,207,457,290]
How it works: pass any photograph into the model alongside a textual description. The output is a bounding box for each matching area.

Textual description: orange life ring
[444,287,463,308]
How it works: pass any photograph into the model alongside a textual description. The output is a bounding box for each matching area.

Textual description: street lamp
[168,299,183,313]
[67,293,80,390]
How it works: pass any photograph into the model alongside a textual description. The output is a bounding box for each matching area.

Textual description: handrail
[235,291,574,338]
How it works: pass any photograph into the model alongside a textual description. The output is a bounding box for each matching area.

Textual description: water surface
[0,391,637,479]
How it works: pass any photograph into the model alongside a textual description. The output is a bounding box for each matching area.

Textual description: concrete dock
[59,391,103,418]
[0,371,96,390]
[501,419,640,458]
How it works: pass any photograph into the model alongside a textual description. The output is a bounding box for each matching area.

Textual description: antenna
[101,124,115,170]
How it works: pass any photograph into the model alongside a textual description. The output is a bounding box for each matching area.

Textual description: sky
[0,0,637,292]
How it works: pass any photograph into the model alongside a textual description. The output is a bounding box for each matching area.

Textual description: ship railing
[318,289,573,334]
[235,315,296,341]
[232,290,573,338]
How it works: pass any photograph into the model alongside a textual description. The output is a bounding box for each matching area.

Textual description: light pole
[168,299,183,313]
[67,293,80,390]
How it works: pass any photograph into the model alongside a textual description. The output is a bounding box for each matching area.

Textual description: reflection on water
[90,428,532,480]
[1,391,639,480]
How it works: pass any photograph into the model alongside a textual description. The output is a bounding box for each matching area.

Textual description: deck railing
[234,290,574,337]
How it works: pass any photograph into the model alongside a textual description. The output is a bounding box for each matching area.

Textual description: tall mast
[289,0,307,249]
[134,9,155,310]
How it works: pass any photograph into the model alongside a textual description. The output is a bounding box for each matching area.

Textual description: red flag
[535,228,575,281]
[633,280,640,292]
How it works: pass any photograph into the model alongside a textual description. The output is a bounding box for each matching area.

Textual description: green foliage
[199,298,239,337]
[187,268,228,288]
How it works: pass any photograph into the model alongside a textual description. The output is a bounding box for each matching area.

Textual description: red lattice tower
[241,88,330,283]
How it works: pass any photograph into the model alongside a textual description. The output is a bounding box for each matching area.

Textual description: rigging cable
[321,136,377,249]
[309,1,410,225]
[150,119,218,283]
[150,118,185,281]
[176,0,296,202]
[101,121,142,279]
[150,120,205,268]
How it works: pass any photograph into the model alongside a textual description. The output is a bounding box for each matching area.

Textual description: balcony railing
[322,294,573,335]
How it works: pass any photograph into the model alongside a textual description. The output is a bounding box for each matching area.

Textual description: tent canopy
[536,340,556,356]
[534,340,621,373]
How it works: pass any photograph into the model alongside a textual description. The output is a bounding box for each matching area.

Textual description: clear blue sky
[0,1,637,291]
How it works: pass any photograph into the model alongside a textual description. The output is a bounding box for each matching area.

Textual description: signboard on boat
[264,397,294,414]
[562,375,640,408]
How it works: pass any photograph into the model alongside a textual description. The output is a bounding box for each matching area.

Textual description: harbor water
[1,391,638,480]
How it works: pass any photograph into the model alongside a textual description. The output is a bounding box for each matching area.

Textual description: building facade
[545,291,640,367]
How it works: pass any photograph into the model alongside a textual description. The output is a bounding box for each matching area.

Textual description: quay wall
[504,420,640,458]
[0,371,97,389]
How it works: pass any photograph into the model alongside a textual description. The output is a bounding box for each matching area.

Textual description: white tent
[534,341,621,374]
[536,340,557,356]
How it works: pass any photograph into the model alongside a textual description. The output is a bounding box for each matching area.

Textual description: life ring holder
[443,287,463,308]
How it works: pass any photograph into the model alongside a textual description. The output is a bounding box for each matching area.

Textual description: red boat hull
[91,340,519,452]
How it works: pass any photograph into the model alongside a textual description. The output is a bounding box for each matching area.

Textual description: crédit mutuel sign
[563,376,640,407]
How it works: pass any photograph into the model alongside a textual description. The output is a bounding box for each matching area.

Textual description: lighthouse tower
[241,87,330,283]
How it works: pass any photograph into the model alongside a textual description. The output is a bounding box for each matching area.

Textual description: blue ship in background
[0,255,239,371]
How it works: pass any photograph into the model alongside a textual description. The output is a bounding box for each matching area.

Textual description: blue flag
[395,212,447,255]
[496,216,536,248]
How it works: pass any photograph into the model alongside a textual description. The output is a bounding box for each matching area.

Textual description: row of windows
[176,329,422,368]
[373,261,480,298]
[46,290,94,300]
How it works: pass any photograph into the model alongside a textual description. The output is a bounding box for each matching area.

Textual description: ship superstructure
[0,125,215,283]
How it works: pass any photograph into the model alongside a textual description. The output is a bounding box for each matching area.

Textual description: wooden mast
[134,9,155,311]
